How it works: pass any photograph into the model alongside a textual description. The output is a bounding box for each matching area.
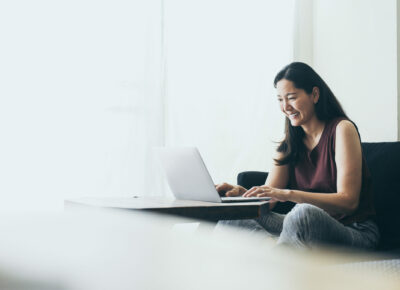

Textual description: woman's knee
[282,203,325,235]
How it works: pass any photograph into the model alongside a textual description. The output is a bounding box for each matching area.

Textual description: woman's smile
[288,112,299,120]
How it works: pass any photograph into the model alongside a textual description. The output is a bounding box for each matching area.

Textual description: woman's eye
[288,97,296,100]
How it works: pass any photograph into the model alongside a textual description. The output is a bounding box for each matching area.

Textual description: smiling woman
[216,62,379,250]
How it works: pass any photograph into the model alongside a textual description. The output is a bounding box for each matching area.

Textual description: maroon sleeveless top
[288,117,375,225]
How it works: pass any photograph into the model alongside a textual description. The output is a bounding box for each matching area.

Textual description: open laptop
[156,147,271,203]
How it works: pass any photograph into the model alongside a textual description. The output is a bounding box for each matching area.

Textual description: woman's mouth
[288,112,299,119]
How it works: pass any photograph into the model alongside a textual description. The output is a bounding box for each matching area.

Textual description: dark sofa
[237,142,400,253]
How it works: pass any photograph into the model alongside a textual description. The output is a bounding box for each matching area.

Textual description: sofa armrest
[237,171,268,189]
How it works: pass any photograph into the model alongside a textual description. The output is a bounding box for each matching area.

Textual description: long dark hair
[273,62,349,165]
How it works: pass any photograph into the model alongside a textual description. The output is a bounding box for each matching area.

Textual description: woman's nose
[282,100,291,111]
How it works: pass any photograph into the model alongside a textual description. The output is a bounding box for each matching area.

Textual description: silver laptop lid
[156,147,222,203]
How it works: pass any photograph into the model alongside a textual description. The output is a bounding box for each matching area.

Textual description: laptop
[156,147,271,203]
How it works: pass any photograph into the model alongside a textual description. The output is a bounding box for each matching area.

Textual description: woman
[216,62,380,249]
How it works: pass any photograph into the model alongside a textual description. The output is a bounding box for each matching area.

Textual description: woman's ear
[312,87,320,104]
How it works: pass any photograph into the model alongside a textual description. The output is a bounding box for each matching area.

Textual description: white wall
[310,0,398,142]
[398,0,400,139]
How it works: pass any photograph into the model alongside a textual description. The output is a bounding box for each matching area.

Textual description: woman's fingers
[243,187,255,197]
[244,186,272,197]
[215,183,233,192]
[226,187,240,197]
[217,184,275,198]
[243,186,261,197]
[215,183,230,196]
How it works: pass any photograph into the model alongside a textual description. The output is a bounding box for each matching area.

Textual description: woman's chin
[289,119,301,126]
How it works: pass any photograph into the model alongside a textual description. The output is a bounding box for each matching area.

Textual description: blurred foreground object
[0,208,398,290]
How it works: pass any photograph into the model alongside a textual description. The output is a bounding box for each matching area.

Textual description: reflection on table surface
[0,207,397,290]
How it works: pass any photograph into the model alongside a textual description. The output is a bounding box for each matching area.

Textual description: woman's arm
[244,120,362,216]
[265,152,290,189]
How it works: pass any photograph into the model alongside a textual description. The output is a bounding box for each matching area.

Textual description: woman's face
[276,79,319,127]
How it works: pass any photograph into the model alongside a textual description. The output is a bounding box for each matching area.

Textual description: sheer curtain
[0,0,295,212]
[164,0,295,189]
[0,0,165,211]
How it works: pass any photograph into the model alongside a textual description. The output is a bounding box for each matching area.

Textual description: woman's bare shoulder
[336,119,359,139]
[337,119,356,129]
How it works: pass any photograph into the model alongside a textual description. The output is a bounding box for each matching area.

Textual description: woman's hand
[215,183,247,197]
[243,185,291,202]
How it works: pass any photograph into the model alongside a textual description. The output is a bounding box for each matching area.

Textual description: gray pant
[217,203,380,250]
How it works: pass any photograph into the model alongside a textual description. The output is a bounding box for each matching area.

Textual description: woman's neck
[301,117,325,141]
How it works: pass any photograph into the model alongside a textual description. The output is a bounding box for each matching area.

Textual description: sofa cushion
[362,142,400,250]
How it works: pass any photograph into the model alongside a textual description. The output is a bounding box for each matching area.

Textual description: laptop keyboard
[221,196,271,203]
